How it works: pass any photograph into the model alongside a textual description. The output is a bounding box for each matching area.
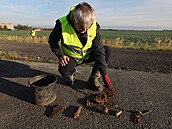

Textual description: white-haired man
[49,2,112,91]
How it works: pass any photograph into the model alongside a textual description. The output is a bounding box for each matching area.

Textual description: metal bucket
[28,74,57,106]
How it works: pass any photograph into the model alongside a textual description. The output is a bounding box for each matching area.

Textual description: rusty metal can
[28,74,57,106]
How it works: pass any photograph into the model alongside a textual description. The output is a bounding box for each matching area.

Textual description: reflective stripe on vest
[59,14,96,64]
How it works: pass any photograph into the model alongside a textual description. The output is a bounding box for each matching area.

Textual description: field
[0,30,172,50]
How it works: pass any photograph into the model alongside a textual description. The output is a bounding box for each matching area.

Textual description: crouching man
[48,2,112,91]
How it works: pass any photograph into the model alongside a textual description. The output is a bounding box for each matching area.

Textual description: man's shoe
[88,71,103,91]
[65,74,74,85]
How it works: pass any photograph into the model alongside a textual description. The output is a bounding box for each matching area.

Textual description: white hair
[73,2,95,29]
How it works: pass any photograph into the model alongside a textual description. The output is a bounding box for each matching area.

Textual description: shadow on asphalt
[56,75,97,96]
[63,105,79,118]
[0,60,53,104]
[43,104,79,118]
[0,60,99,116]
[56,76,102,118]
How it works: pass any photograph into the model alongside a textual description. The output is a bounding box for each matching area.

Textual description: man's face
[74,22,88,33]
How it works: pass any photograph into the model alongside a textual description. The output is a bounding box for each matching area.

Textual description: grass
[0,30,172,51]
[0,50,55,63]
[103,37,172,51]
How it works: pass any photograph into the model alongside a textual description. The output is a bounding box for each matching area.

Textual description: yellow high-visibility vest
[31,30,35,36]
[59,7,96,64]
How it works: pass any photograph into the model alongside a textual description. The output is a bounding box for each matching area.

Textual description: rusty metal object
[86,100,103,110]
[94,93,106,104]
[86,100,91,106]
[134,110,142,124]
[97,88,116,107]
[86,88,117,114]
[142,110,152,116]
[74,105,83,119]
[115,110,123,117]
[28,74,57,106]
[133,109,152,124]
[50,105,63,118]
[102,107,109,114]
[103,88,114,98]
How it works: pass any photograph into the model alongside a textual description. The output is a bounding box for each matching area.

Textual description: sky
[1,0,172,30]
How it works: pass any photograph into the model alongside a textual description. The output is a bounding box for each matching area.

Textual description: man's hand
[102,74,112,88]
[59,55,70,66]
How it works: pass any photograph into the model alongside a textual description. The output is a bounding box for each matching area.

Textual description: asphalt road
[0,59,171,129]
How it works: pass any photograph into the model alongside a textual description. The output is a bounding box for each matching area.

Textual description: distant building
[0,22,14,30]
[34,27,41,31]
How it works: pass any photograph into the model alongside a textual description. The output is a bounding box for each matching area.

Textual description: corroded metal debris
[50,105,63,118]
[134,110,142,124]
[47,87,152,125]
[86,88,118,114]
[133,109,152,124]
[115,110,123,117]
[74,105,83,119]
[86,100,104,110]
[102,107,109,114]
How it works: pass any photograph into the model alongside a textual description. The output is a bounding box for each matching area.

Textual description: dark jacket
[48,13,107,75]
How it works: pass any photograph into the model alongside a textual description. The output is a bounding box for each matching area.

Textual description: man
[48,2,112,91]
[31,28,36,38]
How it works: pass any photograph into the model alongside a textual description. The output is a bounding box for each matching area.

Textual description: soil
[0,41,172,74]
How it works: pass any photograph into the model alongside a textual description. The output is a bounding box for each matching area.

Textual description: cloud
[0,0,172,29]
[93,0,172,29]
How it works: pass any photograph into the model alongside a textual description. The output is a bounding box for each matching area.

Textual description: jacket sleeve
[92,23,107,75]
[48,20,64,58]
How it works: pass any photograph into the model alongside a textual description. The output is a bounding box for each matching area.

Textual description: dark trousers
[59,46,111,77]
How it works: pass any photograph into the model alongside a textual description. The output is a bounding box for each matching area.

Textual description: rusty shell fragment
[74,105,83,119]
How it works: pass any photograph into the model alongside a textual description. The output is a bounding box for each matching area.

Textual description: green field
[0,30,50,36]
[101,29,172,42]
[1,30,172,40]
[0,30,172,50]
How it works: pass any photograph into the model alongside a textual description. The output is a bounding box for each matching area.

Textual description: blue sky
[1,0,172,30]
